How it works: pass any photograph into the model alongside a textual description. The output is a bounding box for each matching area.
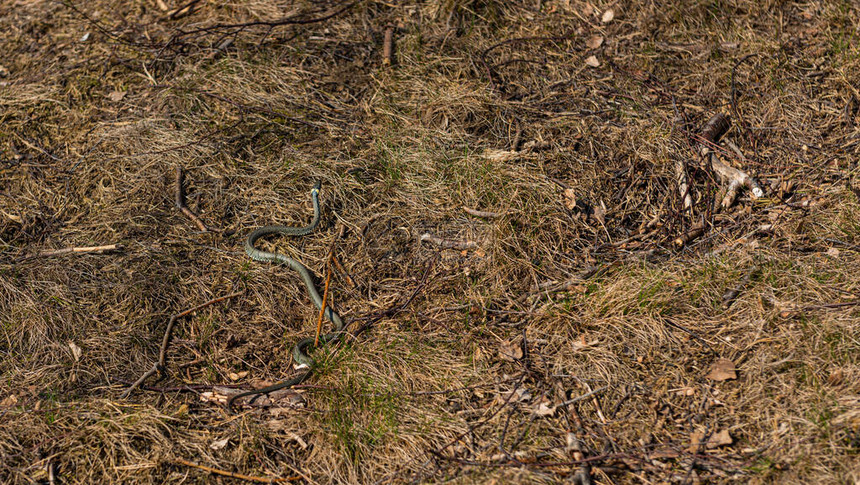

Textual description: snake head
[312,181,322,194]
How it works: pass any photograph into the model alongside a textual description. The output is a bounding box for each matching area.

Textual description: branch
[175,167,210,232]
[173,458,300,483]
[122,292,242,399]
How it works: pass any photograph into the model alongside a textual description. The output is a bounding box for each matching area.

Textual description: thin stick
[122,291,242,399]
[382,26,395,66]
[18,244,122,261]
[175,167,209,232]
[462,206,503,218]
[173,458,300,483]
[314,257,334,348]
[420,233,478,250]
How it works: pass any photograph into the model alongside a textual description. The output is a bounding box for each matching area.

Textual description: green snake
[227,182,344,412]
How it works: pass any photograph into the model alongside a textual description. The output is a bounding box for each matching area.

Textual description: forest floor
[1,0,859,483]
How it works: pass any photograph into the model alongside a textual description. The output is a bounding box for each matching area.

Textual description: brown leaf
[584,55,600,68]
[107,91,127,102]
[707,429,733,448]
[499,339,524,361]
[227,371,249,381]
[533,400,557,416]
[706,358,737,381]
[209,437,230,450]
[563,188,577,210]
[601,8,615,23]
[68,341,82,362]
[592,202,606,224]
[586,35,604,49]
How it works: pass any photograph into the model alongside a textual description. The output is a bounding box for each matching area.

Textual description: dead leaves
[563,188,578,210]
[601,8,615,23]
[499,339,524,362]
[107,90,127,102]
[689,428,733,451]
[706,358,738,381]
[586,35,604,49]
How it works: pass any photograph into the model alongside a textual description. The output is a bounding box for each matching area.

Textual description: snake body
[227,182,344,412]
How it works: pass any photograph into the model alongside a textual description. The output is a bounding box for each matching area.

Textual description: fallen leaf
[707,429,733,448]
[1,394,17,407]
[601,8,614,23]
[107,91,126,102]
[826,247,840,258]
[533,401,557,416]
[563,188,577,210]
[210,437,230,450]
[585,55,600,67]
[499,339,524,361]
[688,430,705,451]
[706,358,737,381]
[228,371,249,381]
[68,341,82,362]
[592,202,606,224]
[497,387,531,405]
[649,448,680,459]
[586,35,604,49]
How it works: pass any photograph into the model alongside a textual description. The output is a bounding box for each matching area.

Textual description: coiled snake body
[227,182,343,411]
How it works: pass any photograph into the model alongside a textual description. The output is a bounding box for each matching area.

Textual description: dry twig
[420,233,479,250]
[121,291,242,399]
[462,206,503,218]
[17,244,122,261]
[315,248,336,348]
[382,26,395,66]
[173,458,300,483]
[175,167,210,232]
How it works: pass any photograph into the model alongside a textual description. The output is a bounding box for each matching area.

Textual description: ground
[1,0,859,483]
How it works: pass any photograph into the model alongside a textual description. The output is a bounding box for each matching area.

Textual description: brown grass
[1,0,859,483]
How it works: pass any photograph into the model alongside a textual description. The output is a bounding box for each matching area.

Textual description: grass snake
[227,182,344,412]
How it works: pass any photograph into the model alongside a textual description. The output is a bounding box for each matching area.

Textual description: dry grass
[1,0,859,483]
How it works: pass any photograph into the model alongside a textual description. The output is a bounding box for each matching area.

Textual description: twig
[17,244,122,261]
[168,0,200,20]
[675,158,692,212]
[122,292,242,399]
[462,206,503,218]
[175,167,210,232]
[697,114,763,209]
[173,458,300,483]
[799,300,860,312]
[558,386,608,408]
[674,222,705,248]
[722,267,756,308]
[315,247,336,348]
[172,1,356,38]
[350,256,435,337]
[420,233,479,250]
[382,26,395,66]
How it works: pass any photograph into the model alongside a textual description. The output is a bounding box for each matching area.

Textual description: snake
[227,181,344,412]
